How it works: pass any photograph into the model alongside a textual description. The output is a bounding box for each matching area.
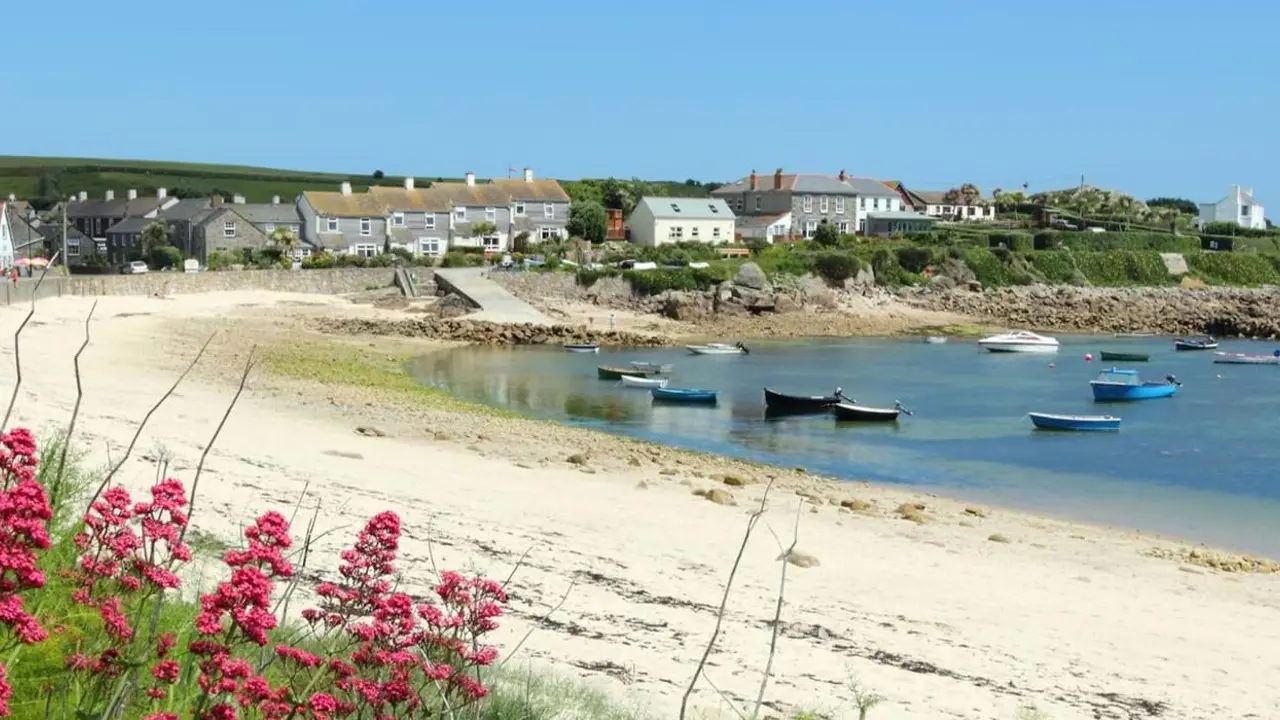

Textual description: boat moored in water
[832,400,911,422]
[629,361,673,374]
[1028,412,1121,431]
[620,374,670,388]
[763,387,843,415]
[977,330,1060,354]
[686,342,749,356]
[1213,351,1280,365]
[564,344,599,353]
[1174,336,1218,351]
[1098,350,1149,362]
[597,365,656,380]
[651,387,718,404]
[1089,368,1180,401]
[923,336,947,344]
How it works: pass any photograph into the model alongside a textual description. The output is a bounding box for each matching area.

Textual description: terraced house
[712,168,903,239]
[367,178,451,258]
[297,182,391,258]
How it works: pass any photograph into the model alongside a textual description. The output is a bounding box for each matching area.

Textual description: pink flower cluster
[0,429,48,715]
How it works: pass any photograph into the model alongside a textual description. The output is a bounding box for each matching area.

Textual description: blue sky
[4,0,1276,206]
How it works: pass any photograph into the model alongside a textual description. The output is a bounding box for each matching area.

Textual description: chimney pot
[6,193,13,202]
[127,189,137,200]
[105,190,115,201]
[340,182,352,196]
[523,168,533,183]
[773,168,784,190]
[212,196,224,206]
[156,187,167,199]
[233,194,245,204]
[749,170,759,191]
[838,169,847,181]
[78,191,87,202]
[404,177,415,190]
[465,172,476,187]
[272,195,280,205]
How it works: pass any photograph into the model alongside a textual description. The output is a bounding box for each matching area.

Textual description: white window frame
[835,197,845,214]
[873,198,881,211]
[482,235,501,250]
[538,226,558,241]
[223,221,236,238]
[324,217,339,233]
[802,195,813,213]
[690,226,700,239]
[454,206,466,221]
[67,238,81,257]
[391,211,405,227]
[419,237,442,257]
[424,215,436,229]
[263,222,275,233]
[353,243,378,258]
[668,226,683,241]
[859,198,866,210]
[294,247,313,260]
[359,217,372,236]
[820,196,829,213]
[754,196,761,211]
[543,203,554,218]
[485,206,497,223]
[712,227,721,240]
[838,221,849,233]
[803,220,818,238]
[514,202,526,216]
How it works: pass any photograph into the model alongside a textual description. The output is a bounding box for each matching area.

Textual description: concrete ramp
[434,267,552,325]
[1160,253,1189,276]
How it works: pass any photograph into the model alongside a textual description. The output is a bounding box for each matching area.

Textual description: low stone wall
[490,271,632,304]
[52,268,414,299]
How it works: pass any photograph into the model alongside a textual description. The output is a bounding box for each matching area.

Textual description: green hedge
[1050,231,1200,253]
[1073,251,1173,286]
[1185,253,1280,286]
[1203,222,1280,238]
[1023,251,1082,284]
[623,266,732,295]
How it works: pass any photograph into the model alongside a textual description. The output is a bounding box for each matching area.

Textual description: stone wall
[490,271,632,304]
[0,268,419,304]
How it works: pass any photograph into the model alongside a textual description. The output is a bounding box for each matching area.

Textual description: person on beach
[609,312,617,329]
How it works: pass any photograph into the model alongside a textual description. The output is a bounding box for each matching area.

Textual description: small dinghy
[1098,350,1149,362]
[1089,368,1180,401]
[1174,336,1218,351]
[597,365,654,380]
[1028,412,1120,432]
[564,344,599,353]
[923,336,947,344]
[620,374,669,388]
[686,342,749,356]
[1213,351,1280,365]
[1114,332,1156,338]
[763,387,842,415]
[651,387,718,404]
[832,400,911,422]
[629,361,673,374]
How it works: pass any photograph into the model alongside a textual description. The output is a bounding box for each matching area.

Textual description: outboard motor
[1166,374,1182,386]
[894,400,915,416]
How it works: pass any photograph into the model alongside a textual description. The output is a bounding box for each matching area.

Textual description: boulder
[661,292,710,321]
[774,294,801,313]
[734,262,770,291]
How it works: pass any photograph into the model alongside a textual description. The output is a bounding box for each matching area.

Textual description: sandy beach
[2,289,1278,720]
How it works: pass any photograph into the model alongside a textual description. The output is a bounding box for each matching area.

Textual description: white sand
[2,290,1279,719]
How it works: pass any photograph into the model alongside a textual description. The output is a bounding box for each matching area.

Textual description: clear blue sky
[4,0,1277,207]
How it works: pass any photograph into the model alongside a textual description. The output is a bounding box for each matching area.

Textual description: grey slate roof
[159,198,213,221]
[714,173,899,198]
[105,217,157,234]
[843,178,899,198]
[635,196,734,220]
[226,203,304,226]
[67,196,170,219]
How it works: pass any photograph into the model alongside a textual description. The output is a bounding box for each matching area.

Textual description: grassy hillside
[0,156,718,209]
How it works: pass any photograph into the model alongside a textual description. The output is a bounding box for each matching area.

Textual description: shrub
[1073,251,1172,286]
[623,266,727,295]
[1185,252,1280,286]
[336,253,366,268]
[575,267,617,287]
[1203,221,1279,238]
[149,245,184,270]
[895,246,933,274]
[1023,251,1081,284]
[812,252,860,286]
[302,253,337,269]
[1054,231,1200,253]
[962,248,1014,287]
[987,232,1031,251]
[441,250,483,268]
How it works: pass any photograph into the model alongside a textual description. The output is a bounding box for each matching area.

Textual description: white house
[736,211,792,242]
[1199,185,1266,230]
[0,203,16,269]
[626,197,735,247]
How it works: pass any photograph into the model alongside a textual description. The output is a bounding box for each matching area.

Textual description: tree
[512,231,532,253]
[373,170,385,179]
[469,221,498,251]
[1147,197,1199,216]
[140,221,172,257]
[567,201,608,243]
[269,227,300,258]
[599,178,635,214]
[812,222,841,247]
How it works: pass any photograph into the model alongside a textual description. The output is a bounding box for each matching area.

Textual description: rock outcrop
[310,317,668,346]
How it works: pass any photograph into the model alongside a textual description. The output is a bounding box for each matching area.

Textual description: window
[803,220,817,238]
[263,223,275,233]
[712,227,721,240]
[67,239,81,257]
[709,205,719,214]
[1242,205,1251,216]
[515,202,526,216]
[873,198,881,211]
[454,206,466,221]
[670,203,681,213]
[835,197,845,214]
[359,218,372,236]
[391,212,405,227]
[857,219,865,232]
[968,206,977,217]
[354,244,377,258]
[482,235,501,250]
[543,203,554,218]
[820,196,829,213]
[735,199,743,212]
[485,206,496,222]
[294,247,312,260]
[802,195,813,212]
[325,217,339,233]
[754,197,761,211]
[424,215,436,229]
[668,226,684,240]
[223,221,236,238]
[859,198,866,210]
[419,237,442,256]
[538,227,558,241]
[838,221,849,233]
[691,226,700,239]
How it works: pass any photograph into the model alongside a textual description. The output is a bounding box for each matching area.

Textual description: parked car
[121,261,149,274]
[1050,219,1079,231]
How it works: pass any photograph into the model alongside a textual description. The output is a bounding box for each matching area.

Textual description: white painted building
[1199,185,1266,230]
[625,197,736,247]
[0,203,16,269]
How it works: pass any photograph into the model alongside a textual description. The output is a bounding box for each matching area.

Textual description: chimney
[404,177,415,190]
[6,194,13,202]
[78,191,87,202]
[233,194,246,204]
[127,189,137,200]
[523,167,533,183]
[749,170,759,191]
[340,182,352,196]
[465,172,476,187]
[838,169,847,181]
[773,168,783,190]
[212,196,224,206]
[271,195,280,205]
[156,187,167,199]
[105,190,115,201]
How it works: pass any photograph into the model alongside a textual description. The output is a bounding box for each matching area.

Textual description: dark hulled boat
[763,388,842,415]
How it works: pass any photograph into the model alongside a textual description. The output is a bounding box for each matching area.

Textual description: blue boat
[651,387,718,404]
[1089,367,1180,401]
[1028,412,1121,432]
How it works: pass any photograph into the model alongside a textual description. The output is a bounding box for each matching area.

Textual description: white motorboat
[977,330,1060,354]
[923,336,947,344]
[686,342,749,356]
[620,374,670,388]
[1212,351,1280,365]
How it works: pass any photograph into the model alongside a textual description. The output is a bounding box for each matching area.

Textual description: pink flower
[0,661,11,717]
[150,659,180,684]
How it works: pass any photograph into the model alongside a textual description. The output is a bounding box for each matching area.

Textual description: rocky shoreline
[310,316,670,346]
[905,284,1280,338]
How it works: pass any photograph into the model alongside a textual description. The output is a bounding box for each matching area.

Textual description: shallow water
[411,336,1280,556]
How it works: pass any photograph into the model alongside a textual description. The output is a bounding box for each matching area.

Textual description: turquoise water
[411,336,1280,556]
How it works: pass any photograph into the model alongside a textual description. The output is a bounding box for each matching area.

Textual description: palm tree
[269,227,300,258]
